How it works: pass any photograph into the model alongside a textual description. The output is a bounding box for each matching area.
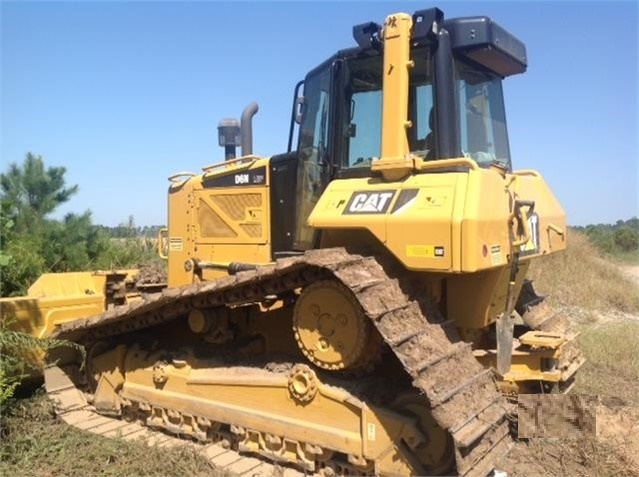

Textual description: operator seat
[416,107,435,160]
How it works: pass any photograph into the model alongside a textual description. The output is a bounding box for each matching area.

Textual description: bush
[576,218,639,258]
[0,321,85,408]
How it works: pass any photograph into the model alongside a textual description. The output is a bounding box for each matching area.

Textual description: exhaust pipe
[240,102,259,157]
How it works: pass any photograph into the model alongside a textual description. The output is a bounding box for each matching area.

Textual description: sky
[1,0,637,227]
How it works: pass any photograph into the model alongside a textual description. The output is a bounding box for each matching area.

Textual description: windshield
[454,59,512,169]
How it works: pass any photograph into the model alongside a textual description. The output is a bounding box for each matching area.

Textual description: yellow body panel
[166,156,272,287]
[27,271,107,298]
[307,161,567,332]
[510,170,567,256]
[309,161,566,274]
[446,262,530,330]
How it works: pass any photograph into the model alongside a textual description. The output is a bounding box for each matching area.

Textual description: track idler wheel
[394,394,455,476]
[292,279,381,372]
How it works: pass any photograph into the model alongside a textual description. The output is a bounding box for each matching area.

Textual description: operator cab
[270,8,527,253]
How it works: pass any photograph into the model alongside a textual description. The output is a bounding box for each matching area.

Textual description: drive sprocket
[292,279,381,372]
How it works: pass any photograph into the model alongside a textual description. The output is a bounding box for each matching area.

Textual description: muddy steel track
[517,281,585,388]
[48,248,513,477]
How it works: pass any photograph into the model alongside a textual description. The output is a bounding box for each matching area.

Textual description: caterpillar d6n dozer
[42,7,584,477]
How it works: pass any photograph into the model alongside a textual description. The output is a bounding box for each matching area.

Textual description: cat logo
[343,191,396,214]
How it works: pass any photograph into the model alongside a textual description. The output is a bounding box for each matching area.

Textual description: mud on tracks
[134,264,168,286]
[51,248,513,477]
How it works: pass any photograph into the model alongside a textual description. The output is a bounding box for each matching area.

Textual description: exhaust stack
[240,102,259,157]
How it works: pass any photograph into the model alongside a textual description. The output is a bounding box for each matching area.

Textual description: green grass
[0,392,225,477]
[578,321,639,377]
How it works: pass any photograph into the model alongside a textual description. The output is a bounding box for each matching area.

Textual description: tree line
[573,218,639,257]
[94,220,165,239]
[0,153,163,296]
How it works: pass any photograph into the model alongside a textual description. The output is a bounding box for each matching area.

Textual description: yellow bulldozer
[1,7,584,477]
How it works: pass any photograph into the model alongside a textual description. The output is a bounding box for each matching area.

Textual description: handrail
[168,172,196,183]
[201,155,261,174]
[547,223,565,237]
[413,156,479,172]
[512,169,540,178]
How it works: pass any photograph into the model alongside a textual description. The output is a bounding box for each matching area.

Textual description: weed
[0,392,225,477]
[0,320,85,407]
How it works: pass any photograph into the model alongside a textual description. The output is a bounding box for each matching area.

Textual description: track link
[44,365,305,477]
[516,280,585,389]
[50,248,514,476]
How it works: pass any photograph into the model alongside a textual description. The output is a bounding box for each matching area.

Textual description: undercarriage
[47,249,582,476]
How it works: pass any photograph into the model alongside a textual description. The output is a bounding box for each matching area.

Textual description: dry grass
[578,321,639,380]
[527,229,639,405]
[499,228,639,477]
[573,320,639,406]
[0,391,226,477]
[527,229,639,314]
[503,400,639,476]
[503,434,639,477]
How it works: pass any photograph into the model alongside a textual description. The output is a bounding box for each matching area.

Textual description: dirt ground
[516,395,598,439]
[497,403,639,477]
[496,263,639,477]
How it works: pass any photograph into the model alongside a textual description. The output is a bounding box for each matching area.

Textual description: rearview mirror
[294,97,305,124]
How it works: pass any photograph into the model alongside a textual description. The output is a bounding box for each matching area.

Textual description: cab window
[295,67,331,249]
[455,59,511,169]
[341,48,434,169]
